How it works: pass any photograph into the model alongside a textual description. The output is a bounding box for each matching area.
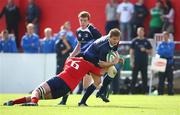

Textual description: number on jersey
[70,61,80,70]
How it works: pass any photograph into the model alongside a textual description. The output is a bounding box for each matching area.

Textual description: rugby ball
[106,51,124,65]
[106,51,117,62]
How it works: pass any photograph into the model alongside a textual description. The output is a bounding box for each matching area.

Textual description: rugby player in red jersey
[3,57,119,106]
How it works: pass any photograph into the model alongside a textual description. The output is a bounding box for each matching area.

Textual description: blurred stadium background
[0,0,180,94]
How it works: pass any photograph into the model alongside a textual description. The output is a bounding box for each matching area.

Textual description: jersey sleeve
[130,40,135,49]
[146,40,152,49]
[76,30,82,42]
[88,24,102,40]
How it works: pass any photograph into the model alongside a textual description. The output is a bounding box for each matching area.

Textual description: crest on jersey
[78,33,81,38]
[85,34,88,37]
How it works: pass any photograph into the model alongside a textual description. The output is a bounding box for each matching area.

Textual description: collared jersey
[76,24,102,53]
[58,57,101,91]
[83,35,118,67]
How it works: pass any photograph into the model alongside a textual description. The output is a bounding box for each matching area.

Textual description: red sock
[31,97,39,103]
[13,97,27,104]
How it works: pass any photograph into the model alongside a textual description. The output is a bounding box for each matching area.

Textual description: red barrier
[0,0,180,49]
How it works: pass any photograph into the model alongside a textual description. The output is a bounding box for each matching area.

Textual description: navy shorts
[46,77,71,99]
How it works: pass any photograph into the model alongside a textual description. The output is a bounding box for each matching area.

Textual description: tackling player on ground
[3,57,106,106]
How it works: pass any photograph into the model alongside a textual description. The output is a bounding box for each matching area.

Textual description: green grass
[0,94,180,115]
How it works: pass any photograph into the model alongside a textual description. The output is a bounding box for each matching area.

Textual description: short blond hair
[109,28,121,38]
[44,27,52,33]
[78,11,91,20]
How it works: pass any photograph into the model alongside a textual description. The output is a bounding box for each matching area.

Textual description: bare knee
[107,66,117,78]
[93,78,101,87]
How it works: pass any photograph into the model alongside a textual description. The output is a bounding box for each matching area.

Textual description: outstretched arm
[69,42,81,57]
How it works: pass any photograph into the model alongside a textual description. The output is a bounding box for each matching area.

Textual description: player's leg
[130,65,139,94]
[83,74,94,89]
[21,81,52,106]
[58,94,69,105]
[78,74,101,106]
[96,65,117,102]
[166,65,174,95]
[23,77,71,106]
[140,65,148,94]
[158,72,166,95]
[3,96,31,106]
[59,74,93,105]
[77,80,83,94]
[3,81,52,106]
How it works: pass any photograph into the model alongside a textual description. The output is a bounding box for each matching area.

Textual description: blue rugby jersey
[157,41,175,65]
[83,36,118,67]
[0,37,17,52]
[76,24,102,53]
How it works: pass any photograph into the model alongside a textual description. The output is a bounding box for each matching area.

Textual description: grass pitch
[0,94,180,115]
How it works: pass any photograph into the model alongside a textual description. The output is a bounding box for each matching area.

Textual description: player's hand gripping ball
[106,51,124,66]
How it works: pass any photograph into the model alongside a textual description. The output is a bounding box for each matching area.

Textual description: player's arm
[130,48,134,68]
[98,56,119,68]
[62,35,71,54]
[145,48,152,54]
[145,41,153,55]
[69,42,80,57]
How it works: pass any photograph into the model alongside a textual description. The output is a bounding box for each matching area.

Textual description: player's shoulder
[94,35,108,43]
[76,27,91,33]
[32,33,39,39]
[131,37,139,43]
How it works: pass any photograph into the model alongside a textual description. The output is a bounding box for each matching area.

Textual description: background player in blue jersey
[70,11,102,57]
[0,29,17,52]
[59,11,102,105]
[21,23,39,53]
[40,28,55,53]
[157,31,175,95]
[78,28,121,106]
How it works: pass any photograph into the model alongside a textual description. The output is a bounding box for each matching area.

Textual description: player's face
[2,31,8,39]
[163,33,169,41]
[79,17,89,29]
[137,29,145,38]
[27,26,34,35]
[45,31,52,38]
[109,36,120,46]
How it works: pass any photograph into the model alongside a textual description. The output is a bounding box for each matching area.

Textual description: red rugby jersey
[57,57,101,91]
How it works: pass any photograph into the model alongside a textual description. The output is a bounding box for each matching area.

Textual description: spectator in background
[21,23,39,53]
[0,29,17,52]
[55,21,77,50]
[105,0,119,34]
[26,0,40,34]
[40,28,55,53]
[157,31,175,95]
[55,24,72,74]
[117,0,134,41]
[0,0,20,48]
[148,0,164,39]
[131,0,148,38]
[130,27,152,94]
[162,0,175,38]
